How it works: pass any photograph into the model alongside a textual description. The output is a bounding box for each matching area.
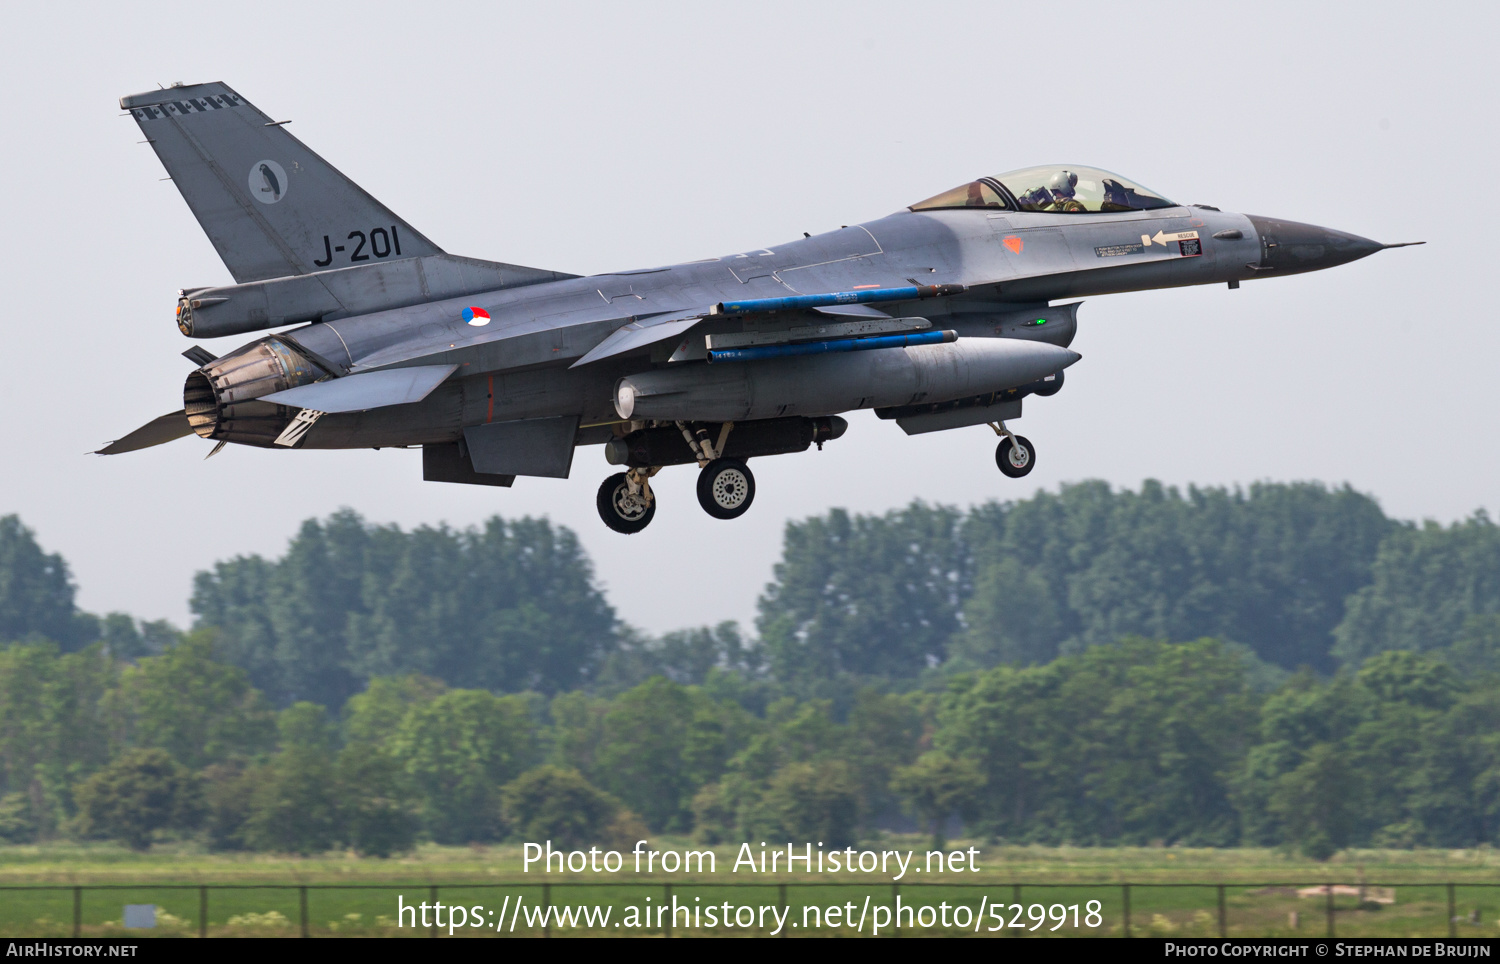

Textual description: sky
[0,2,1494,636]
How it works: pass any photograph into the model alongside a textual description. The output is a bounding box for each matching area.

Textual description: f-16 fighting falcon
[101,82,1420,533]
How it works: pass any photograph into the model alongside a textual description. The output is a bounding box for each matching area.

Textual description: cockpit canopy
[910,166,1175,214]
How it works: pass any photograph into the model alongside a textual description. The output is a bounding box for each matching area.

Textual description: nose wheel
[990,421,1036,478]
[697,458,756,519]
[597,468,657,534]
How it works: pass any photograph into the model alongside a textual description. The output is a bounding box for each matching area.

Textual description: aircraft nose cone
[1246,215,1383,275]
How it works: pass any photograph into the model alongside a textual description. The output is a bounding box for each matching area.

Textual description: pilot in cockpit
[1044,171,1086,213]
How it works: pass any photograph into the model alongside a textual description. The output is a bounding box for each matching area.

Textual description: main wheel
[995,436,1036,478]
[597,472,655,534]
[696,458,755,519]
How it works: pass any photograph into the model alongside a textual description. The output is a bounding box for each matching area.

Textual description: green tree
[936,638,1256,845]
[335,744,417,857]
[108,632,276,769]
[891,752,984,849]
[391,689,537,843]
[711,698,860,843]
[952,556,1064,668]
[192,512,620,704]
[200,760,254,851]
[0,516,94,649]
[342,675,446,747]
[1444,615,1500,677]
[242,755,338,854]
[758,504,969,682]
[0,642,114,837]
[960,481,1390,672]
[753,760,861,848]
[597,622,760,692]
[73,748,200,850]
[1334,513,1500,667]
[1083,639,1259,845]
[1267,742,1364,860]
[241,704,340,854]
[500,766,625,848]
[187,554,279,700]
[845,690,923,829]
[0,792,36,843]
[548,689,609,776]
[99,614,176,663]
[691,782,735,845]
[593,677,699,832]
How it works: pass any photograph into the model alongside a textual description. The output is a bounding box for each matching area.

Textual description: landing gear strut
[991,421,1036,478]
[596,466,658,534]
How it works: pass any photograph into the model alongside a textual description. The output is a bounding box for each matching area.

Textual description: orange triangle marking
[1002,236,1023,254]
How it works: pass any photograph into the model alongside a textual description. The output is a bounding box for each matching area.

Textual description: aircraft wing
[569,309,710,368]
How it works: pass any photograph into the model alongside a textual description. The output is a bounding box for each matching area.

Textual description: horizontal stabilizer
[96,411,193,455]
[570,309,707,368]
[261,364,457,413]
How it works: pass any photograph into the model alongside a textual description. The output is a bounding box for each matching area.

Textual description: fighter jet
[101,82,1419,533]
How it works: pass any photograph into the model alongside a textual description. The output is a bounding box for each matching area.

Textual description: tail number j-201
[312,226,403,267]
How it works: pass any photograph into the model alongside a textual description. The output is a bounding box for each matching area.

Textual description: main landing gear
[990,420,1036,478]
[697,458,755,519]
[597,467,658,534]
[595,421,759,534]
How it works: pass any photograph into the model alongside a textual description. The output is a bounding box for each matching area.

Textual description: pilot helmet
[1047,170,1079,198]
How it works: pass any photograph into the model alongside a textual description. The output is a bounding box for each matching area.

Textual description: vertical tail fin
[122,82,443,283]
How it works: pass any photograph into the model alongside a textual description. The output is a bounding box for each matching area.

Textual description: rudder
[123,82,443,283]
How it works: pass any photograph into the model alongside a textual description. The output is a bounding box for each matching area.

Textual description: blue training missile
[712,284,966,316]
[707,329,957,363]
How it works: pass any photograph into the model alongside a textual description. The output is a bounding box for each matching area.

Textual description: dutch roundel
[462,306,491,327]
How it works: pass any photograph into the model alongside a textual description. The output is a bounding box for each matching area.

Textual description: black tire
[596,472,655,533]
[995,436,1036,478]
[696,458,756,519]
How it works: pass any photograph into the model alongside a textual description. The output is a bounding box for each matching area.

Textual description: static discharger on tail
[99,82,1422,534]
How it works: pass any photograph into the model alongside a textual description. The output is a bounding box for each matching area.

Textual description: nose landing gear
[991,421,1036,478]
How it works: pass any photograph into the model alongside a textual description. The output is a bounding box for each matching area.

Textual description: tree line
[0,479,1497,858]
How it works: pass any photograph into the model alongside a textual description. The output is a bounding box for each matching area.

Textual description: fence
[0,881,1493,938]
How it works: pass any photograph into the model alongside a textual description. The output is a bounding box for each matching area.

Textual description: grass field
[1,840,1496,938]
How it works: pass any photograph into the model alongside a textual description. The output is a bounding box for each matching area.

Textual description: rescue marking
[1002,236,1023,254]
[1141,229,1200,247]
